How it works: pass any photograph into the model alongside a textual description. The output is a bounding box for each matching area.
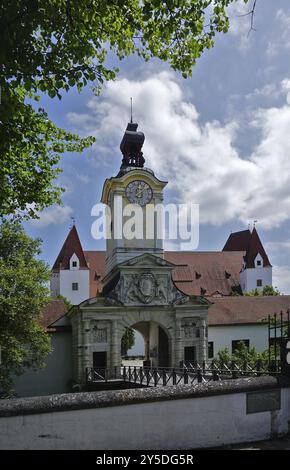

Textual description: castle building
[51,224,273,305]
[13,120,280,398]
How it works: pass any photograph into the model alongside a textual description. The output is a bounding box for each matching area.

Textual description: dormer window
[70,253,79,270]
[254,254,263,268]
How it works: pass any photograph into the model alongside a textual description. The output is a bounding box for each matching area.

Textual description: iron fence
[268,310,290,372]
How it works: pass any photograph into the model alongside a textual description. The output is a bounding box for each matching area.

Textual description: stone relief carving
[184,326,194,339]
[131,273,160,304]
[107,271,189,306]
[182,319,201,339]
[91,327,107,343]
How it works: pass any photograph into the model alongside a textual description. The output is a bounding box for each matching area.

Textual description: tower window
[72,261,77,267]
[257,279,262,287]
[72,282,79,291]
[257,260,261,266]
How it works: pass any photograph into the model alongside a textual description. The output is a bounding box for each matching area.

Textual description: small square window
[72,282,79,291]
[72,261,77,267]
[208,342,214,359]
[257,260,261,266]
[257,279,262,287]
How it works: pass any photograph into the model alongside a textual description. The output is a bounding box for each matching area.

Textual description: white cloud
[265,241,290,253]
[266,9,290,58]
[273,266,290,294]
[67,72,290,230]
[30,205,73,228]
[227,0,255,52]
[245,83,280,101]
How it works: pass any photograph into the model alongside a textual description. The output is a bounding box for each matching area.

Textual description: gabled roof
[166,251,244,297]
[42,295,290,328]
[40,298,68,329]
[208,295,290,325]
[223,229,252,251]
[223,227,271,269]
[243,227,271,268]
[84,250,106,296]
[52,225,89,271]
[119,252,175,268]
[83,251,245,298]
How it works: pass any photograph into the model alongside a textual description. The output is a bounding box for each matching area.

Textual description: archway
[121,321,170,368]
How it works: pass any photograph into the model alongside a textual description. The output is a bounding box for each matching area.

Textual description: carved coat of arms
[137,273,156,304]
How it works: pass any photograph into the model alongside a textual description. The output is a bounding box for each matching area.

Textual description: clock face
[125,180,153,206]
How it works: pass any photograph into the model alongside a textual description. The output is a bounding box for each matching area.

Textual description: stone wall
[1,376,289,450]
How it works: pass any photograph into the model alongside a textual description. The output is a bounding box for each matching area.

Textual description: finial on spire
[70,216,76,229]
[130,97,133,124]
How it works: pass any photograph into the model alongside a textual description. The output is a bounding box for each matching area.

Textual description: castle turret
[223,227,272,293]
[51,225,90,304]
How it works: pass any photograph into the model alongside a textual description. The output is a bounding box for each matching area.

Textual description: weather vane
[70,216,75,228]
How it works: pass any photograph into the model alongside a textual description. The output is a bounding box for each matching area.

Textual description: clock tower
[68,118,209,384]
[101,121,167,274]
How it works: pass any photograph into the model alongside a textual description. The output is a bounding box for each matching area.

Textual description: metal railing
[86,360,278,387]
[121,362,273,387]
[86,367,121,383]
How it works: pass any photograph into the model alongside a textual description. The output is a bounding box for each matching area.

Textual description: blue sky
[24,0,290,294]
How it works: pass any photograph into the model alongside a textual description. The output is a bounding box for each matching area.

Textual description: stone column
[149,322,159,367]
[145,339,150,362]
[199,319,207,362]
[111,321,120,376]
[174,318,183,368]
[82,319,91,384]
[76,317,83,384]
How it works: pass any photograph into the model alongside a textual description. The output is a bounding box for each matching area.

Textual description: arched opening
[121,327,145,366]
[121,321,170,368]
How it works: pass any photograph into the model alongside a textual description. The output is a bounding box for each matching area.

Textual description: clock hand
[136,186,145,198]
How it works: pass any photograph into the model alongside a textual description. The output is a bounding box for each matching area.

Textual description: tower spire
[119,113,145,170]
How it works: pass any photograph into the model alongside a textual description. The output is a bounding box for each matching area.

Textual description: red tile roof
[208,295,290,325]
[243,227,271,268]
[223,229,251,251]
[40,299,68,329]
[52,226,89,271]
[165,251,244,296]
[42,295,290,328]
[223,228,271,268]
[84,250,107,297]
[82,250,245,297]
[52,227,270,297]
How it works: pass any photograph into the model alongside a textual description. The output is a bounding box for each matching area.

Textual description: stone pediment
[78,254,211,309]
[78,296,123,308]
[100,253,184,306]
[119,253,175,269]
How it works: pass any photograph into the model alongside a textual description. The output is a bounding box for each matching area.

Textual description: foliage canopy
[0,0,248,217]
